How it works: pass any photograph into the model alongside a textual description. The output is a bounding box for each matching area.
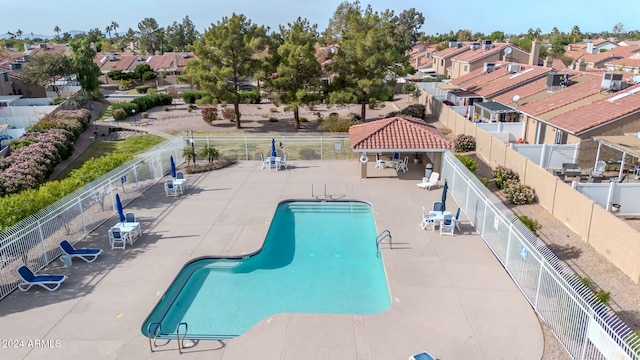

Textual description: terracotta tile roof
[547,83,640,134]
[93,52,196,73]
[349,116,454,151]
[605,58,640,68]
[493,77,549,105]
[453,64,552,98]
[450,43,513,63]
[432,43,470,59]
[517,74,605,117]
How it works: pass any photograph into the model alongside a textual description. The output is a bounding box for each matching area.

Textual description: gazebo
[349,116,454,178]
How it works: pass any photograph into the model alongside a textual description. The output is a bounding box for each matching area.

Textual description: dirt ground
[58,94,640,359]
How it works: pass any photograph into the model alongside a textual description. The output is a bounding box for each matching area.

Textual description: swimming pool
[142,200,391,340]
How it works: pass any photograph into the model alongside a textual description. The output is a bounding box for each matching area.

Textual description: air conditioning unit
[481,39,493,50]
[448,41,458,48]
[469,42,480,50]
[9,63,22,70]
[424,51,432,58]
[483,62,496,73]
[506,64,521,73]
[107,55,117,61]
[547,73,570,88]
[39,43,47,50]
[601,73,623,91]
[181,52,190,58]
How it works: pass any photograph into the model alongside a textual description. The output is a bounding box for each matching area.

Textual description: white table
[428,210,452,231]
[174,178,187,193]
[265,157,283,171]
[114,222,142,245]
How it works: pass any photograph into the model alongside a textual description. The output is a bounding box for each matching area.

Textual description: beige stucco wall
[424,90,640,283]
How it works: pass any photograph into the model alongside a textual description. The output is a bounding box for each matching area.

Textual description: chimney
[529,40,541,66]
[544,56,553,68]
[575,58,586,71]
[586,41,594,54]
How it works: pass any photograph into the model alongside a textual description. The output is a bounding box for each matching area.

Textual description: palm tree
[182,146,196,166]
[16,29,23,40]
[105,25,112,39]
[54,26,61,40]
[199,145,219,163]
[111,21,119,38]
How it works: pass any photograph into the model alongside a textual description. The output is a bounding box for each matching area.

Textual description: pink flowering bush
[0,109,90,196]
[492,165,519,189]
[503,178,537,205]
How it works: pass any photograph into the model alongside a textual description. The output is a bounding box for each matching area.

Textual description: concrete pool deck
[0,160,544,360]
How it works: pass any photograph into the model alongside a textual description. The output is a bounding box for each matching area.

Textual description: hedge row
[0,153,132,230]
[0,109,91,196]
[182,90,261,105]
[110,93,173,120]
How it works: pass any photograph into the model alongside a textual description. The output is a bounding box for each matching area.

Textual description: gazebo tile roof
[349,117,454,150]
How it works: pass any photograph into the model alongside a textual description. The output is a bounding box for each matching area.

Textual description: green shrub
[400,104,426,119]
[268,117,278,122]
[578,276,594,288]
[141,112,148,118]
[112,108,127,121]
[518,215,541,236]
[182,91,209,104]
[454,154,477,174]
[164,106,169,111]
[269,107,278,113]
[135,85,150,94]
[299,117,308,123]
[454,134,476,152]
[118,79,131,90]
[595,290,611,305]
[239,90,261,104]
[317,115,361,132]
[221,107,236,121]
[51,97,66,105]
[187,108,193,113]
[492,165,519,189]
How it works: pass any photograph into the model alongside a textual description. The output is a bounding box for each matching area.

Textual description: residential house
[431,42,471,78]
[407,42,438,73]
[93,51,196,86]
[567,40,638,71]
[448,40,531,79]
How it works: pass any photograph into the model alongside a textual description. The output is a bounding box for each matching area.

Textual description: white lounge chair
[590,160,606,178]
[59,240,103,263]
[280,153,289,170]
[17,265,67,292]
[417,172,440,190]
[259,153,268,169]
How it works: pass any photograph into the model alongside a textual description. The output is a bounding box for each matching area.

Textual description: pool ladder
[147,321,191,354]
[376,230,392,257]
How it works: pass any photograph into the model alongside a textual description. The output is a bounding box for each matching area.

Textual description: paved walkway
[0,160,543,360]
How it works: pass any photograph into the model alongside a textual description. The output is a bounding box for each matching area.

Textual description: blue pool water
[142,201,391,339]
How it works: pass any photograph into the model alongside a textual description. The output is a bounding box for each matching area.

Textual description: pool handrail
[376,230,392,257]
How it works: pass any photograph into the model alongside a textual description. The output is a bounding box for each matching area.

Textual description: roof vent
[136,56,143,61]
[506,64,521,73]
[469,42,480,50]
[483,62,496,73]
[601,72,623,91]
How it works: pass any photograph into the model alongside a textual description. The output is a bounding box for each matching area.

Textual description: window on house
[2,73,7,82]
[464,65,468,72]
[554,129,567,144]
[440,59,444,66]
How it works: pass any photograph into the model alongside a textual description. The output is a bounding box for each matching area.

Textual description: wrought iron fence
[441,151,640,360]
[0,137,184,300]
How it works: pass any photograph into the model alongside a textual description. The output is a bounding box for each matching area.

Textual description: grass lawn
[55,134,165,180]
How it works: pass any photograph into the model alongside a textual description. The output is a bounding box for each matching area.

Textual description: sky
[2,0,638,38]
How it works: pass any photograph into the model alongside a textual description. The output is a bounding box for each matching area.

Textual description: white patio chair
[396,156,409,173]
[417,172,440,190]
[279,153,289,170]
[165,179,178,197]
[108,227,128,250]
[375,153,386,169]
[440,214,455,236]
[590,160,606,177]
[419,207,435,231]
[268,156,278,172]
[259,153,268,169]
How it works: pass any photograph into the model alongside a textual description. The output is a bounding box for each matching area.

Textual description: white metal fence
[185,133,355,161]
[0,137,184,300]
[510,143,580,170]
[441,151,640,360]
